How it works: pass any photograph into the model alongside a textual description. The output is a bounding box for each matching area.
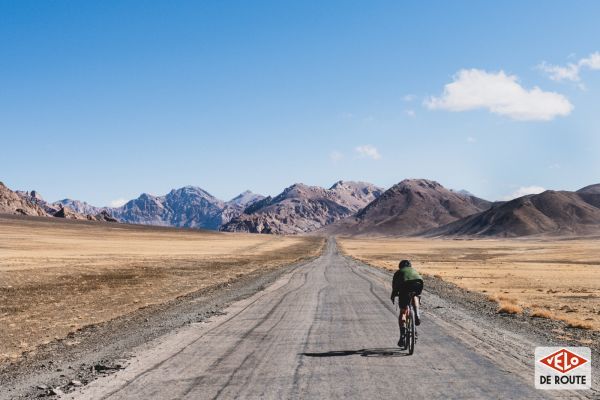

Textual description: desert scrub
[530,308,553,319]
[497,301,523,315]
[562,318,593,330]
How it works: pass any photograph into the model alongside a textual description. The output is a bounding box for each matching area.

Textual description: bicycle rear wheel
[407,305,415,355]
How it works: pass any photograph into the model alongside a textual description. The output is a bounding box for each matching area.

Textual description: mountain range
[111,186,264,229]
[2,179,599,238]
[428,184,600,237]
[0,183,117,222]
[323,179,491,236]
[221,181,384,234]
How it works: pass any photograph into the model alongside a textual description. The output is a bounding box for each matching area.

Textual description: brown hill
[577,183,600,194]
[325,179,490,236]
[0,182,48,216]
[429,187,600,237]
[221,181,383,234]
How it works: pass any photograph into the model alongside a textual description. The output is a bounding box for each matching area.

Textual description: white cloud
[402,94,415,102]
[425,69,573,121]
[579,52,600,69]
[502,185,545,201]
[466,136,477,143]
[539,62,580,82]
[110,198,127,207]
[405,109,416,117]
[539,51,600,83]
[329,150,343,163]
[355,145,381,160]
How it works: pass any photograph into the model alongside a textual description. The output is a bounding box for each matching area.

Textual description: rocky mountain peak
[228,190,265,207]
[221,181,385,234]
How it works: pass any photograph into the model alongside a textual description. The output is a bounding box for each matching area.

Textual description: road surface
[70,240,583,399]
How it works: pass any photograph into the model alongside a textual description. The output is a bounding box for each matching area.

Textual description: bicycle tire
[407,304,415,355]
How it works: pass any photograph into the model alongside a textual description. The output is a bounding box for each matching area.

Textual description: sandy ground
[0,215,324,364]
[338,237,600,333]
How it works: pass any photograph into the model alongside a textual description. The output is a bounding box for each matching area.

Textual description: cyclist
[390,259,423,347]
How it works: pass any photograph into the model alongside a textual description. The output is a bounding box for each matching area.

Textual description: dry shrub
[563,318,593,330]
[531,308,553,319]
[497,302,523,314]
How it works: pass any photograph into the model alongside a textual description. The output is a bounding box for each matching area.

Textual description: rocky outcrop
[93,210,119,222]
[0,183,48,216]
[3,184,118,222]
[55,199,104,216]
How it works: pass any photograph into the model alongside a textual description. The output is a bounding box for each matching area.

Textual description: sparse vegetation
[0,216,324,364]
[338,237,600,332]
[530,308,553,319]
[563,318,593,330]
[497,302,523,315]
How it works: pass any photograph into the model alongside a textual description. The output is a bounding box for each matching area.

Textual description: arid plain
[338,237,600,334]
[0,215,324,364]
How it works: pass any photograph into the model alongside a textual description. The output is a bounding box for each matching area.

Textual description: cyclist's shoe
[398,327,406,347]
[398,334,406,347]
[415,311,421,326]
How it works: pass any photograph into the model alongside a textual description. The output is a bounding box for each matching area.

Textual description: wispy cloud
[329,150,343,163]
[355,145,381,160]
[405,109,416,117]
[538,51,600,84]
[467,136,477,143]
[402,94,415,102]
[502,185,545,200]
[110,198,127,207]
[425,69,573,121]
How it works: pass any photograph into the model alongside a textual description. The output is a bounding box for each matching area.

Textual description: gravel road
[63,239,595,399]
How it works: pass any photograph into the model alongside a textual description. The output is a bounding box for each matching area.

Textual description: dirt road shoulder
[0,254,320,400]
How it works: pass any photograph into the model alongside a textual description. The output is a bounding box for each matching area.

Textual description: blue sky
[2,1,599,206]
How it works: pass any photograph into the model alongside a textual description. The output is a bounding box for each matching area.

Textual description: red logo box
[539,348,589,374]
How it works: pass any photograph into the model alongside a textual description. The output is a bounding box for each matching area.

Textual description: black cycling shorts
[398,279,423,308]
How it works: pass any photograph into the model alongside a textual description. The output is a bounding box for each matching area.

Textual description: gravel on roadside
[0,256,317,400]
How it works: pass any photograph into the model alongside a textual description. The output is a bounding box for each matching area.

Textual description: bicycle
[400,292,418,355]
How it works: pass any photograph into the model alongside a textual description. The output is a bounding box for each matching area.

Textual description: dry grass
[497,302,523,314]
[563,318,593,330]
[338,236,600,332]
[530,308,553,319]
[0,216,324,364]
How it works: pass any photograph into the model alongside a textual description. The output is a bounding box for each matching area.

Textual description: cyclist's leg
[413,295,421,325]
[397,310,405,346]
[397,288,409,344]
[411,280,424,325]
